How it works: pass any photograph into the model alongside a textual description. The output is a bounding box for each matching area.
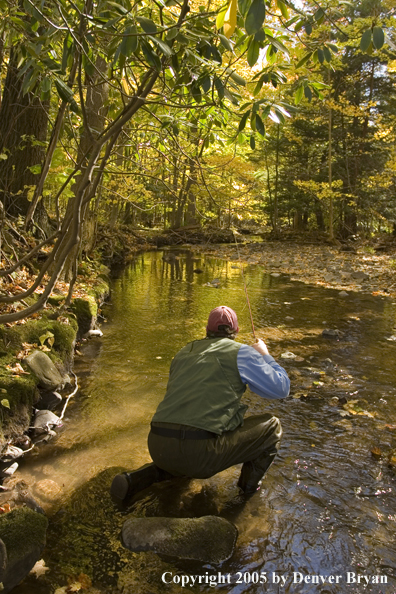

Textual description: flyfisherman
[111,306,290,502]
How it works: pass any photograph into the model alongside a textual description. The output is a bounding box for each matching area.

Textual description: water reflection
[15,250,396,593]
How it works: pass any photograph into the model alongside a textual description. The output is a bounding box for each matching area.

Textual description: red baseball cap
[207,306,239,333]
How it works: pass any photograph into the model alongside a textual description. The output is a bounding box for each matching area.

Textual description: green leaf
[255,113,265,135]
[295,51,312,68]
[211,45,223,64]
[317,48,324,64]
[304,85,312,102]
[223,87,239,105]
[372,26,385,50]
[214,77,225,99]
[254,29,266,42]
[41,76,51,94]
[294,19,304,33]
[137,17,157,34]
[141,40,161,70]
[274,108,285,124]
[216,5,227,29]
[227,69,246,86]
[247,39,260,67]
[245,0,266,36]
[269,110,281,123]
[1,399,10,409]
[360,29,372,52]
[149,36,172,57]
[327,43,338,53]
[250,135,256,149]
[253,78,264,95]
[120,26,138,56]
[238,0,250,18]
[285,15,300,27]
[238,109,250,131]
[275,104,290,118]
[200,74,211,93]
[304,22,312,35]
[219,34,234,52]
[39,331,54,347]
[82,54,95,78]
[106,1,128,14]
[54,77,74,103]
[323,46,331,62]
[277,0,289,19]
[314,8,325,23]
[166,28,178,41]
[22,69,38,95]
[270,37,289,55]
[294,85,304,105]
[42,58,62,73]
[28,164,42,174]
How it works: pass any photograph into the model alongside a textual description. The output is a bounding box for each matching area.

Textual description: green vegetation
[0,507,48,565]
[0,0,393,325]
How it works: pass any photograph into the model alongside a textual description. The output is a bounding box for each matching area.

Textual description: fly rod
[233,231,256,340]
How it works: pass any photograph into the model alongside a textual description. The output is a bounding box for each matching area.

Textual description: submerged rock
[351,270,369,282]
[33,479,62,502]
[84,329,103,339]
[122,515,238,563]
[280,351,298,359]
[32,410,62,436]
[322,329,342,339]
[0,507,48,593]
[24,351,63,391]
[36,390,62,411]
[0,463,18,480]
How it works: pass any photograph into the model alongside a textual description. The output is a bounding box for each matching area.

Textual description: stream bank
[0,276,109,593]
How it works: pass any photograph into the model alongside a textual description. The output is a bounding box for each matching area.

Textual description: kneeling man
[111,306,290,501]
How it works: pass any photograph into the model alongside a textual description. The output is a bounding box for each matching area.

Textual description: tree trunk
[0,48,48,218]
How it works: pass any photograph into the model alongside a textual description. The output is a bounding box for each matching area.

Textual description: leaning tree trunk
[62,55,109,284]
[0,48,48,218]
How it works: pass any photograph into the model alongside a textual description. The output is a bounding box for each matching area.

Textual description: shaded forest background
[0,0,395,323]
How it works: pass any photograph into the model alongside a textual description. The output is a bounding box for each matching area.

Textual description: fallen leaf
[6,362,30,375]
[30,559,50,578]
[77,573,92,589]
[371,447,382,460]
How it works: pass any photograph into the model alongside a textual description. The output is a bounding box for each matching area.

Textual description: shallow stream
[13,249,396,594]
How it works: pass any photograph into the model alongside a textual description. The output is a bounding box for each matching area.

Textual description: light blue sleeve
[237,344,290,399]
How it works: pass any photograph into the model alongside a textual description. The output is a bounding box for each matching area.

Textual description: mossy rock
[47,294,66,306]
[0,507,48,593]
[0,316,77,444]
[70,296,97,336]
[0,316,77,361]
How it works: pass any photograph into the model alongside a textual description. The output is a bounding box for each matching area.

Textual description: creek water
[13,249,396,594]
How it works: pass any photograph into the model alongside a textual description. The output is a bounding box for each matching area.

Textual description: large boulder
[24,350,64,390]
[0,507,48,593]
[122,515,237,564]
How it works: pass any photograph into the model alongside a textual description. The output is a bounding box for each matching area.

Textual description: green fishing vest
[152,338,247,434]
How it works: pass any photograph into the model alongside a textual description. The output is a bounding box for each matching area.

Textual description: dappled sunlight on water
[14,249,396,594]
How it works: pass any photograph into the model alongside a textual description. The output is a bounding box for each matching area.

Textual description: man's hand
[251,338,270,356]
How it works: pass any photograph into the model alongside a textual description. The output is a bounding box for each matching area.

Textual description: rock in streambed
[0,506,48,593]
[122,515,238,563]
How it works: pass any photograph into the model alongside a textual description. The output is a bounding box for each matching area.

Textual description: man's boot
[110,463,173,502]
[237,452,277,495]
